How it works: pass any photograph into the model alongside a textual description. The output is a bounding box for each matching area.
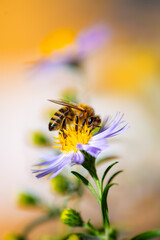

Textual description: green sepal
[107,170,123,185]
[101,162,118,191]
[130,229,160,240]
[61,208,83,227]
[71,171,100,204]
[83,219,99,235]
[101,183,117,226]
[82,151,97,178]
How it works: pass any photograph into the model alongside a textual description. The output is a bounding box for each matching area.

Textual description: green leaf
[71,171,100,204]
[96,156,119,166]
[107,170,123,185]
[101,162,118,191]
[101,183,117,226]
[130,229,160,240]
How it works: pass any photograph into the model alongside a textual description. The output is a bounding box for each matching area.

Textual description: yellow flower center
[53,124,92,154]
[40,29,76,55]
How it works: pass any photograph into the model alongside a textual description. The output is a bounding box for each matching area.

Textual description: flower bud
[17,192,41,208]
[50,175,69,194]
[4,234,25,240]
[60,208,83,227]
[31,131,51,146]
[50,174,80,195]
[67,234,79,240]
[36,236,55,240]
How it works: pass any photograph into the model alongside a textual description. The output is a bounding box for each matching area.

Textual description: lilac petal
[106,124,129,138]
[94,116,110,136]
[34,153,73,179]
[37,155,66,173]
[32,154,65,173]
[93,113,126,141]
[35,168,56,178]
[77,25,110,57]
[30,54,73,75]
[89,138,108,150]
[35,155,60,166]
[48,166,65,180]
[48,154,74,180]
[73,151,85,164]
[77,143,101,158]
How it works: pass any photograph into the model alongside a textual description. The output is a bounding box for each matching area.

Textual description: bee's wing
[48,99,85,112]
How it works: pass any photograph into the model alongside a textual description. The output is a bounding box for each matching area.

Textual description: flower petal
[34,154,60,166]
[73,151,85,164]
[33,153,73,179]
[77,25,110,57]
[32,153,65,173]
[89,138,108,150]
[92,113,128,141]
[77,143,101,158]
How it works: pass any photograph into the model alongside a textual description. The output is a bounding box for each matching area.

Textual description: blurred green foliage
[17,192,41,208]
[31,131,51,147]
[4,234,25,240]
[67,234,80,240]
[36,235,55,240]
[61,88,78,104]
[50,174,81,195]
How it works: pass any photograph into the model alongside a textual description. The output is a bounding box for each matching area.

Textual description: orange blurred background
[0,0,160,239]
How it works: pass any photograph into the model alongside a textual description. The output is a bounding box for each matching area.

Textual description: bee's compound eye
[88,117,93,125]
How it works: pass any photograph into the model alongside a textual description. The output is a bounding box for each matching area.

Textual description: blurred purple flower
[32,113,127,179]
[30,24,111,74]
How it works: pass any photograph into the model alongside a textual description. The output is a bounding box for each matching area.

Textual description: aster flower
[30,24,110,74]
[32,113,128,179]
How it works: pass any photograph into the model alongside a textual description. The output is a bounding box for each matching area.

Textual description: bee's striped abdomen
[49,107,69,131]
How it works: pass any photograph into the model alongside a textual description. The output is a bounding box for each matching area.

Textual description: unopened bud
[31,131,51,146]
[36,236,55,240]
[67,234,79,240]
[17,192,40,208]
[61,208,83,227]
[50,174,80,195]
[4,234,25,240]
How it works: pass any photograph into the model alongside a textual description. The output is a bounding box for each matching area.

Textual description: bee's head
[87,116,101,127]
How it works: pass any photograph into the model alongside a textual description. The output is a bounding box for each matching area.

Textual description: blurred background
[0,0,160,239]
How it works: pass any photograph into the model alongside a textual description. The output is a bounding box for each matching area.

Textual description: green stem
[22,214,54,238]
[82,151,110,231]
[92,172,102,198]
[22,206,60,238]
[83,222,99,236]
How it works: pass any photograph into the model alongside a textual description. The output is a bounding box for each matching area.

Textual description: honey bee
[48,99,101,132]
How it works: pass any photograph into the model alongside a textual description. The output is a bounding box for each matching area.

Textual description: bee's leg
[89,126,94,133]
[62,118,66,129]
[75,116,79,132]
[60,118,67,138]
[82,119,86,129]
